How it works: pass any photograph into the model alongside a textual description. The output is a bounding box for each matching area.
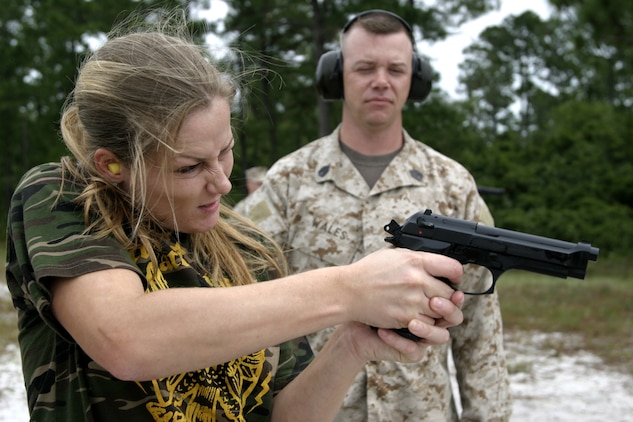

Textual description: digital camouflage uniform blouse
[234,127,512,422]
[5,163,313,422]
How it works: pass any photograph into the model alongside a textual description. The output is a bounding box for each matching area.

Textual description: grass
[497,257,633,375]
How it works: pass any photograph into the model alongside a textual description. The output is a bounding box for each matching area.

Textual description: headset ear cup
[408,53,433,101]
[316,50,344,100]
[409,54,433,102]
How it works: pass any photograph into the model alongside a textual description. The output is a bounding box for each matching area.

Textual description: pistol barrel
[386,209,599,282]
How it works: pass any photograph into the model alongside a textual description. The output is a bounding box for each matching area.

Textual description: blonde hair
[60,9,287,285]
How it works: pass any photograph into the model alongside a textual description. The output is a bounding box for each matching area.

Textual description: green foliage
[0,0,204,233]
[486,100,633,255]
[550,0,633,103]
[454,2,632,256]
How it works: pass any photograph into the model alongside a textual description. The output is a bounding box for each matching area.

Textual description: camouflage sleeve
[272,336,314,395]
[6,163,143,341]
[477,195,495,226]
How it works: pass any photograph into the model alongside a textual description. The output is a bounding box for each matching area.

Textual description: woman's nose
[206,167,232,195]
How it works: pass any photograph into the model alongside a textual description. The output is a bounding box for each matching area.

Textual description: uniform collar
[313,126,427,196]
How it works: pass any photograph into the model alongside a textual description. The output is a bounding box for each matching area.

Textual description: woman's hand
[340,288,464,365]
[340,248,464,332]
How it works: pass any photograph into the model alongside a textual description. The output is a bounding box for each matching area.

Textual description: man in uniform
[235,9,511,421]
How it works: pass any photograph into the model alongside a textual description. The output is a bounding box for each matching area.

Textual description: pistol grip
[391,328,423,342]
[372,326,423,342]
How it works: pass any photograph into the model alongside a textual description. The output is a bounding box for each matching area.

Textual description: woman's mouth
[199,200,220,213]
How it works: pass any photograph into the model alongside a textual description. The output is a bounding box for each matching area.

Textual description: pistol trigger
[371,327,423,342]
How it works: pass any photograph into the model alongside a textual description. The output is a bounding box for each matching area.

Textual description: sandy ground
[452,331,633,421]
[2,330,633,422]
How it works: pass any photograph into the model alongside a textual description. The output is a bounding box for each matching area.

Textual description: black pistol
[383,209,599,340]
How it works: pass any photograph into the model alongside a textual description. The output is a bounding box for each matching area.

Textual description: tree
[493,100,632,254]
[459,11,562,139]
[550,0,633,105]
[452,1,632,255]
[0,0,204,233]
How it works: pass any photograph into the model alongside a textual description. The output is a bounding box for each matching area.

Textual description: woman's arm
[51,248,463,381]
[271,294,464,422]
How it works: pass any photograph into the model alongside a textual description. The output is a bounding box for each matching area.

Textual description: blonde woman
[5,10,464,422]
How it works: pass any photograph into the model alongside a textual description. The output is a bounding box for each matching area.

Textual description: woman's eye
[176,164,201,175]
[219,148,233,160]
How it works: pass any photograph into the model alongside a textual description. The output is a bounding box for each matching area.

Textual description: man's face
[341,26,413,129]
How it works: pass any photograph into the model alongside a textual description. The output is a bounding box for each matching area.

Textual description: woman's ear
[94,148,126,182]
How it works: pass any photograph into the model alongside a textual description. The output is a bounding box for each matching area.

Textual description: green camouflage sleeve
[6,163,142,340]
[272,336,314,395]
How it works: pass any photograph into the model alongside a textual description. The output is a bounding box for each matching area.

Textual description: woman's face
[145,100,234,233]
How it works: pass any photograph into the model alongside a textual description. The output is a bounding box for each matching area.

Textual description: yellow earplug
[108,162,121,175]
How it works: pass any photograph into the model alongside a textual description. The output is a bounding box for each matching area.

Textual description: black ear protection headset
[315,9,433,102]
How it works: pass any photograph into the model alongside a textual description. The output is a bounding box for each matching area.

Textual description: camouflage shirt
[235,127,512,422]
[5,163,313,422]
